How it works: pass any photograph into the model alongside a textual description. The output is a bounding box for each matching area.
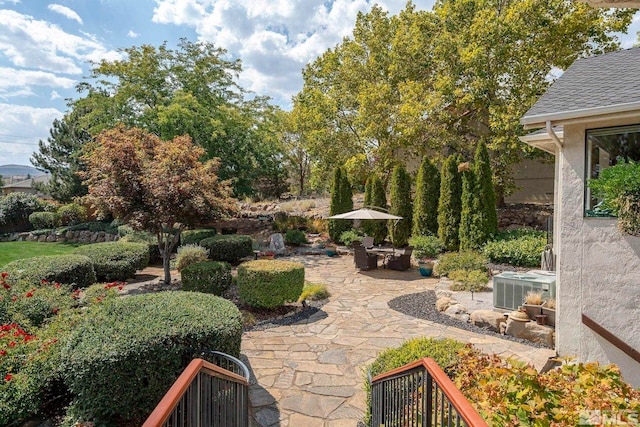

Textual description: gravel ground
[388,290,551,348]
[244,298,328,332]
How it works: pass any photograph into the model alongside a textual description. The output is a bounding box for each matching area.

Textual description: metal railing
[370,357,488,427]
[143,354,250,427]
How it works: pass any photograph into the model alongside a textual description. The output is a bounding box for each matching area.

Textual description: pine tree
[474,141,498,239]
[412,156,441,237]
[438,155,463,251]
[389,165,412,247]
[329,167,352,242]
[370,175,388,245]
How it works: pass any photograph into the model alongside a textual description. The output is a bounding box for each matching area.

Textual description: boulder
[470,310,507,332]
[436,296,457,312]
[444,303,470,323]
[504,318,555,347]
[46,234,57,242]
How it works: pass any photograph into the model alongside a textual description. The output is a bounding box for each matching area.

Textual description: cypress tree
[329,167,352,242]
[412,156,441,237]
[362,176,374,238]
[389,165,412,247]
[459,163,481,250]
[474,141,498,239]
[370,175,388,245]
[438,155,463,251]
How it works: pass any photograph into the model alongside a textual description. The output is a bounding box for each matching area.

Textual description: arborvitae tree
[474,141,499,239]
[459,163,482,250]
[438,155,463,251]
[369,175,388,245]
[362,176,374,238]
[412,156,441,237]
[328,167,352,242]
[389,165,412,247]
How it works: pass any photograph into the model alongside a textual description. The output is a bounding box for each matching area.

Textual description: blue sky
[0,0,638,167]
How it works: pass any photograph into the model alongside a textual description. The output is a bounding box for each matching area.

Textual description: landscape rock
[444,303,470,323]
[504,317,554,346]
[470,310,507,332]
[435,296,457,312]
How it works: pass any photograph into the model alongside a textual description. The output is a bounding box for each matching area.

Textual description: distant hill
[0,164,48,178]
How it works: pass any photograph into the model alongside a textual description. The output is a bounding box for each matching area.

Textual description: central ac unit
[493,271,556,311]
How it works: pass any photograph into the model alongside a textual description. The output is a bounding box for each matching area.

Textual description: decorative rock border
[1,230,119,244]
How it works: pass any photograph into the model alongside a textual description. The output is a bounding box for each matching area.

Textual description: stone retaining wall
[1,230,119,244]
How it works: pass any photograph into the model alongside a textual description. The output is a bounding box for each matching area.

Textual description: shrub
[473,141,498,239]
[176,244,209,271]
[75,242,149,281]
[298,282,330,302]
[459,165,480,251]
[284,229,307,245]
[483,232,546,267]
[494,228,545,241]
[61,292,242,425]
[237,260,305,308]
[0,193,48,232]
[339,229,362,247]
[79,282,122,306]
[409,235,444,259]
[181,228,217,245]
[413,157,440,237]
[389,165,412,247]
[181,261,232,296]
[117,224,135,236]
[328,167,353,243]
[449,269,489,291]
[119,232,160,263]
[438,154,463,251]
[200,235,253,264]
[434,251,488,277]
[57,203,87,226]
[3,255,96,289]
[367,175,388,245]
[61,220,118,235]
[3,284,76,328]
[28,211,59,229]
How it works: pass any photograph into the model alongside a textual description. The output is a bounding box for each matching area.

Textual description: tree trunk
[162,251,171,285]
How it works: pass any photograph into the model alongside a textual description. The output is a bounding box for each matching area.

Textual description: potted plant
[542,298,556,327]
[259,250,276,260]
[522,291,544,320]
[325,244,338,257]
[409,235,444,277]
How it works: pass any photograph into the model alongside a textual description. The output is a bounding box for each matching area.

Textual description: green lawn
[0,241,83,268]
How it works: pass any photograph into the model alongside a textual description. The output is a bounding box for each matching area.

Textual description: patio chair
[386,246,413,271]
[361,236,374,249]
[353,241,378,271]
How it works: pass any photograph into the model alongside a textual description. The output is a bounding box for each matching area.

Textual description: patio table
[366,247,395,267]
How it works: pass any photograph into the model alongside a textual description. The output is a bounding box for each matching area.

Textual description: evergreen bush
[28,211,59,229]
[412,157,440,237]
[175,244,209,271]
[3,255,96,289]
[433,251,488,277]
[200,235,253,264]
[119,232,160,264]
[61,292,242,425]
[339,229,363,247]
[284,229,307,245]
[181,261,232,295]
[75,242,149,281]
[483,232,546,267]
[362,177,375,238]
[0,193,48,232]
[408,235,444,259]
[57,203,88,226]
[438,155,463,251]
[474,141,498,240]
[459,164,484,251]
[181,228,217,245]
[328,167,353,243]
[389,165,412,247]
[237,260,305,308]
[370,175,388,245]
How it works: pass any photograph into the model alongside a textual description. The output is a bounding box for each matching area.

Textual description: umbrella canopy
[327,208,402,220]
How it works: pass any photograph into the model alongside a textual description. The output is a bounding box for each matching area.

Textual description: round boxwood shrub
[28,211,59,229]
[237,260,305,308]
[61,291,242,424]
[284,229,307,245]
[181,261,232,295]
[75,242,149,281]
[57,203,87,226]
[181,228,217,245]
[119,232,160,264]
[3,255,96,289]
[200,235,253,264]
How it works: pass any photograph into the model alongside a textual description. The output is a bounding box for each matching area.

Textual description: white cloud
[152,0,434,105]
[50,90,61,100]
[0,67,75,96]
[0,103,63,165]
[48,4,83,25]
[127,30,139,38]
[0,9,121,75]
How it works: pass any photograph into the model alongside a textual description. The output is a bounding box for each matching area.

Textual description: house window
[585,124,640,216]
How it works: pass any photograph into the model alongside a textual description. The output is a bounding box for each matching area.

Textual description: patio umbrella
[327,208,402,220]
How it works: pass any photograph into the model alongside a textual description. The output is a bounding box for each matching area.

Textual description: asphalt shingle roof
[522,47,640,121]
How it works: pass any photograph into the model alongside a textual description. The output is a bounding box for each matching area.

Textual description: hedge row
[200,235,253,264]
[181,228,217,245]
[74,242,149,281]
[3,255,96,289]
[237,260,304,308]
[181,261,232,295]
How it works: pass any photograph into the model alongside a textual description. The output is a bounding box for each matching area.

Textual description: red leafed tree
[81,125,237,284]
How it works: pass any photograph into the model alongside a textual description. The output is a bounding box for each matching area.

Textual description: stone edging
[1,230,119,244]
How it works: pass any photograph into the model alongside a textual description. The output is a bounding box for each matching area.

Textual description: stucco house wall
[556,117,640,386]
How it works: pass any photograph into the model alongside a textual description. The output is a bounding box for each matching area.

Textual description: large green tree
[412,156,441,237]
[81,125,236,285]
[389,165,412,247]
[438,155,463,251]
[71,39,285,198]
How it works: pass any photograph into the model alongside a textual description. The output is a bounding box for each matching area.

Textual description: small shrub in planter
[409,235,444,260]
[28,211,59,229]
[181,228,217,245]
[284,229,307,245]
[237,260,305,308]
[75,242,149,281]
[433,251,488,277]
[181,261,232,296]
[176,244,209,271]
[57,203,87,226]
[61,291,242,425]
[3,255,96,289]
[200,235,253,264]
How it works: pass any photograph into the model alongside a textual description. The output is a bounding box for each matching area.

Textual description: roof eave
[521,101,640,129]
[519,131,563,155]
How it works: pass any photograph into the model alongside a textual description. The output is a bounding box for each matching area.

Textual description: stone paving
[242,254,555,427]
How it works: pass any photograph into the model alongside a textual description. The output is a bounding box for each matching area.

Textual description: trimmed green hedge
[119,232,160,264]
[483,229,546,267]
[57,203,87,226]
[181,261,232,295]
[433,251,488,277]
[200,235,253,264]
[75,242,149,281]
[181,228,217,245]
[61,291,242,424]
[3,255,96,289]
[28,212,59,229]
[237,260,304,308]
